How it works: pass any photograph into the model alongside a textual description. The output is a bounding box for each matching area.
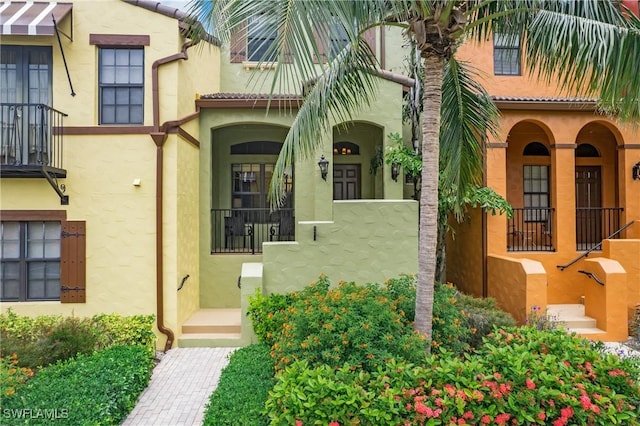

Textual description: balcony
[0,103,67,177]
[576,207,624,251]
[507,208,555,252]
[1,103,68,203]
[211,208,295,254]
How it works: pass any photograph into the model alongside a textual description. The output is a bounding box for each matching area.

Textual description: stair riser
[182,324,241,334]
[557,319,597,329]
[178,337,243,348]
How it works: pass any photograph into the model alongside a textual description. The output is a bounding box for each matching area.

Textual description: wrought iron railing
[507,208,555,252]
[211,208,295,254]
[0,103,67,169]
[575,207,624,251]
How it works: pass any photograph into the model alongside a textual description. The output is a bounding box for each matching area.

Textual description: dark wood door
[575,166,602,248]
[333,164,360,200]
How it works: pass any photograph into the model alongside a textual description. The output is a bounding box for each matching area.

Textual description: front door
[575,166,602,249]
[333,164,360,200]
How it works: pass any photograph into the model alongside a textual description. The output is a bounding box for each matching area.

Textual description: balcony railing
[507,208,554,252]
[211,208,295,254]
[0,103,67,171]
[576,207,623,251]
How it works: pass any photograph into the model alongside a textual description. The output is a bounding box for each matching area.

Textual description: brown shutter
[60,221,86,303]
[362,28,377,57]
[230,23,247,63]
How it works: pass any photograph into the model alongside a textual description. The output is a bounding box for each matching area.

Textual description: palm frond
[439,57,500,218]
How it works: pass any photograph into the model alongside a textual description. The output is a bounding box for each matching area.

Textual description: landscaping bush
[266,327,640,425]
[456,292,515,349]
[0,310,156,369]
[431,283,471,354]
[202,344,273,426]
[0,353,34,398]
[0,345,153,426]
[271,278,428,372]
[247,290,293,347]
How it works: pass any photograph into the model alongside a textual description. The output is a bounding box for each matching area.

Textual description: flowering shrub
[526,305,559,330]
[266,327,640,425]
[0,353,34,397]
[455,293,515,349]
[271,278,428,372]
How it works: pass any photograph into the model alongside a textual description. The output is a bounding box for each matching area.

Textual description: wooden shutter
[362,28,377,57]
[60,221,86,303]
[230,23,247,63]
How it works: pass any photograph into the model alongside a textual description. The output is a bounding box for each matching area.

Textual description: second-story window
[99,48,144,124]
[493,33,521,76]
[247,15,276,62]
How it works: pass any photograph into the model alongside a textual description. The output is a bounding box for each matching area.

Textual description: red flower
[328,422,340,426]
[295,421,303,426]
[495,413,511,425]
[560,407,574,419]
[525,378,536,390]
[481,415,491,424]
[537,412,546,421]
[462,411,474,420]
[580,395,592,410]
[414,401,429,415]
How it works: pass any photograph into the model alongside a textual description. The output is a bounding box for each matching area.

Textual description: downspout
[151,40,197,352]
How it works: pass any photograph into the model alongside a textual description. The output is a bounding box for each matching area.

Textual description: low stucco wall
[581,258,628,341]
[446,208,484,297]
[487,255,547,324]
[262,200,418,294]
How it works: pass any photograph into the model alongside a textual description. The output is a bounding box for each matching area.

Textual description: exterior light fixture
[318,154,329,181]
[633,161,640,181]
[391,162,400,182]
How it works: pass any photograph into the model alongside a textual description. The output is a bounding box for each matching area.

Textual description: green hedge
[1,345,153,426]
[0,310,156,369]
[266,327,640,425]
[202,344,274,426]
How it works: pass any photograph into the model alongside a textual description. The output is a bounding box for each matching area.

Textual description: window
[0,214,85,303]
[99,48,144,124]
[1,221,61,301]
[523,165,549,221]
[328,21,349,60]
[247,15,276,62]
[232,163,293,209]
[493,33,520,75]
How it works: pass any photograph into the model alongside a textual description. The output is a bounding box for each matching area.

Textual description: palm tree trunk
[415,53,444,349]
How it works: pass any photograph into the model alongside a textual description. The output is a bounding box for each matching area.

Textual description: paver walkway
[122,347,237,426]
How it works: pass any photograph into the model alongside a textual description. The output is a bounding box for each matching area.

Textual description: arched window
[575,143,600,158]
[333,141,360,155]
[523,142,550,156]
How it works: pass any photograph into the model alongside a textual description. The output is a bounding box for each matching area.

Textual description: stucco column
[619,146,640,238]
[485,143,508,255]
[551,144,576,252]
[313,135,333,221]
[383,126,405,200]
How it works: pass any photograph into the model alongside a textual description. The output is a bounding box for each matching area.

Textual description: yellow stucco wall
[1,0,220,348]
[446,208,484,297]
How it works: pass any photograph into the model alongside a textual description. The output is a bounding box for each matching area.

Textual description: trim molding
[618,144,640,149]
[90,34,150,46]
[552,144,577,149]
[487,143,508,148]
[196,98,302,109]
[174,127,200,148]
[62,126,154,135]
[1,210,67,221]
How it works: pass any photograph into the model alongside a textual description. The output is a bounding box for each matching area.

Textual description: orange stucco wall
[446,208,483,297]
[487,255,547,324]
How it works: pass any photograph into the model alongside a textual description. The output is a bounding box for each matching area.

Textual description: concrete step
[181,308,241,334]
[178,332,243,348]
[546,304,604,335]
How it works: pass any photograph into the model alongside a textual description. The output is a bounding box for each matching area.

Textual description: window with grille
[493,33,521,76]
[523,165,549,222]
[1,221,61,301]
[247,15,276,62]
[99,48,144,124]
[232,163,293,209]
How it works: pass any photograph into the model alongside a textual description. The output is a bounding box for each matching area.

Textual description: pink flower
[560,406,574,419]
[328,422,340,426]
[590,405,601,414]
[580,395,592,410]
[462,411,474,420]
[480,415,491,424]
[495,413,511,425]
[414,401,429,415]
[525,378,536,390]
[295,421,303,426]
[537,412,546,421]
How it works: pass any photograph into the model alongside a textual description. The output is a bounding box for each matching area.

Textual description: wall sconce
[318,155,329,181]
[633,161,640,181]
[391,162,400,182]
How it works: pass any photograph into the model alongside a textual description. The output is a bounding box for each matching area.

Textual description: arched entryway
[505,121,554,252]
[574,122,620,250]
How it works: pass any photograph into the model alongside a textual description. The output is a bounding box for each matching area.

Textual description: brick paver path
[122,347,237,426]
